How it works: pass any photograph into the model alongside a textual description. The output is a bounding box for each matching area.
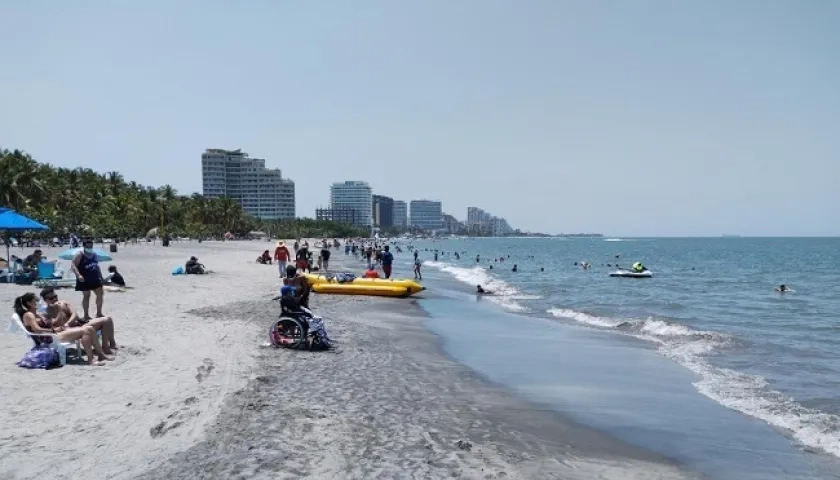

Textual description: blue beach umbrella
[57,247,114,262]
[0,208,49,263]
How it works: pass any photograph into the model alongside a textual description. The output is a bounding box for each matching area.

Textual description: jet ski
[609,269,653,278]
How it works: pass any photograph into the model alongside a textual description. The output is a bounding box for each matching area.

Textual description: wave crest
[547,307,840,458]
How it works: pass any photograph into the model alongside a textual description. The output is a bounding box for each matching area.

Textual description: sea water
[399,237,840,478]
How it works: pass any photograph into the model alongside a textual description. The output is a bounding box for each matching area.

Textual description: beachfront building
[315,207,360,226]
[201,148,295,219]
[409,200,444,231]
[491,216,514,236]
[393,200,408,228]
[372,195,394,227]
[466,206,514,236]
[330,181,373,227]
[442,213,467,235]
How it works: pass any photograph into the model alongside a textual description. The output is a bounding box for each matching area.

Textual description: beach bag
[307,316,332,350]
[17,345,62,369]
[171,266,184,275]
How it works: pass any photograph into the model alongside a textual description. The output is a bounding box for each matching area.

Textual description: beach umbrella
[0,208,49,263]
[57,247,113,262]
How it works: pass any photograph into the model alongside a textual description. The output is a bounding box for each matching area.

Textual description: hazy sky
[2,1,838,236]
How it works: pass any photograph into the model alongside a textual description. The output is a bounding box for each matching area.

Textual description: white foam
[425,261,531,312]
[604,238,624,242]
[547,307,840,458]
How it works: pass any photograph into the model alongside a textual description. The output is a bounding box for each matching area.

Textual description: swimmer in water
[775,284,793,293]
[476,285,492,295]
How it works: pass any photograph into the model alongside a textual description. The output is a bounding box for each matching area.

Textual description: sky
[1,1,838,236]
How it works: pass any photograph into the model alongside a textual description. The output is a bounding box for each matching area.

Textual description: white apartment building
[393,200,408,228]
[330,181,373,227]
[201,149,296,219]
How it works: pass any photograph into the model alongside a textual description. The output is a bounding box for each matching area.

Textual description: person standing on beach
[274,241,291,276]
[414,255,422,280]
[320,244,331,271]
[71,239,106,321]
[381,245,394,279]
[296,243,309,272]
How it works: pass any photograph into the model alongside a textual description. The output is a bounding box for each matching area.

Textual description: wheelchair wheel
[269,317,307,349]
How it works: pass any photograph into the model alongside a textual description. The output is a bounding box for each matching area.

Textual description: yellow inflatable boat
[304,274,424,295]
[311,283,411,297]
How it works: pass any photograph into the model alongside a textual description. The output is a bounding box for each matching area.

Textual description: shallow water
[388,237,840,475]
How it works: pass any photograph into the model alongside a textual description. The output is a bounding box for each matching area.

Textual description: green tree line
[1,148,368,240]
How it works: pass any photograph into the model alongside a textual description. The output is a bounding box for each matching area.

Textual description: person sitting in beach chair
[185,256,205,275]
[40,287,119,354]
[15,292,111,366]
[22,249,44,274]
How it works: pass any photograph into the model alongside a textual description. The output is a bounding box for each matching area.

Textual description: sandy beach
[0,241,699,479]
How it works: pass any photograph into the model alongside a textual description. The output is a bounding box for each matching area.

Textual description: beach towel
[17,345,62,369]
[308,316,331,350]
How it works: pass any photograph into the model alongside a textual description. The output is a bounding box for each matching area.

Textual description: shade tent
[0,208,49,264]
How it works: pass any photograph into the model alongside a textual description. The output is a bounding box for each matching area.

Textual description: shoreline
[1,242,700,479]
[138,254,701,480]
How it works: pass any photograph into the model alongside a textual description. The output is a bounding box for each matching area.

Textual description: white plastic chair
[7,313,82,366]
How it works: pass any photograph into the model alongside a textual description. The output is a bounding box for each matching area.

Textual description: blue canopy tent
[0,208,49,266]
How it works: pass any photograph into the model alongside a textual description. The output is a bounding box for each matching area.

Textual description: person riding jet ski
[632,262,648,273]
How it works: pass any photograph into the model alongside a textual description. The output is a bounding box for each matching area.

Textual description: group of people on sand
[13,239,120,367]
[14,289,118,366]
[264,240,337,277]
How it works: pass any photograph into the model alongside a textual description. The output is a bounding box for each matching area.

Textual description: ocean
[393,237,840,479]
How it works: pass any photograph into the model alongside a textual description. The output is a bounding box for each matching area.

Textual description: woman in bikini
[39,287,118,354]
[14,292,112,366]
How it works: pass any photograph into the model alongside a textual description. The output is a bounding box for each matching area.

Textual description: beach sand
[0,241,699,479]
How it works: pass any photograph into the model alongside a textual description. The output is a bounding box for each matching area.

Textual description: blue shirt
[380,251,394,266]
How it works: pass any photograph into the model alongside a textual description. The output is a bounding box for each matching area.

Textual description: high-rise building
[372,195,394,227]
[393,200,408,228]
[330,181,373,227]
[467,206,514,236]
[409,200,443,231]
[315,207,360,226]
[442,213,466,234]
[201,148,295,219]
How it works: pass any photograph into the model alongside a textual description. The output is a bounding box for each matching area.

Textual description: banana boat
[311,283,412,298]
[304,274,424,295]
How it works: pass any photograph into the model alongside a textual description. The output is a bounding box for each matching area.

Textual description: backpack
[17,345,62,369]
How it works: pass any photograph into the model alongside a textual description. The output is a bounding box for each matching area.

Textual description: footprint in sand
[195,358,215,383]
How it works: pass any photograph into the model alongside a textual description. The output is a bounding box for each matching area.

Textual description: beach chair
[35,261,60,288]
[7,313,82,366]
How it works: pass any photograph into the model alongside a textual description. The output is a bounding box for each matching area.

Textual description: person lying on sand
[14,292,111,366]
[40,287,118,354]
